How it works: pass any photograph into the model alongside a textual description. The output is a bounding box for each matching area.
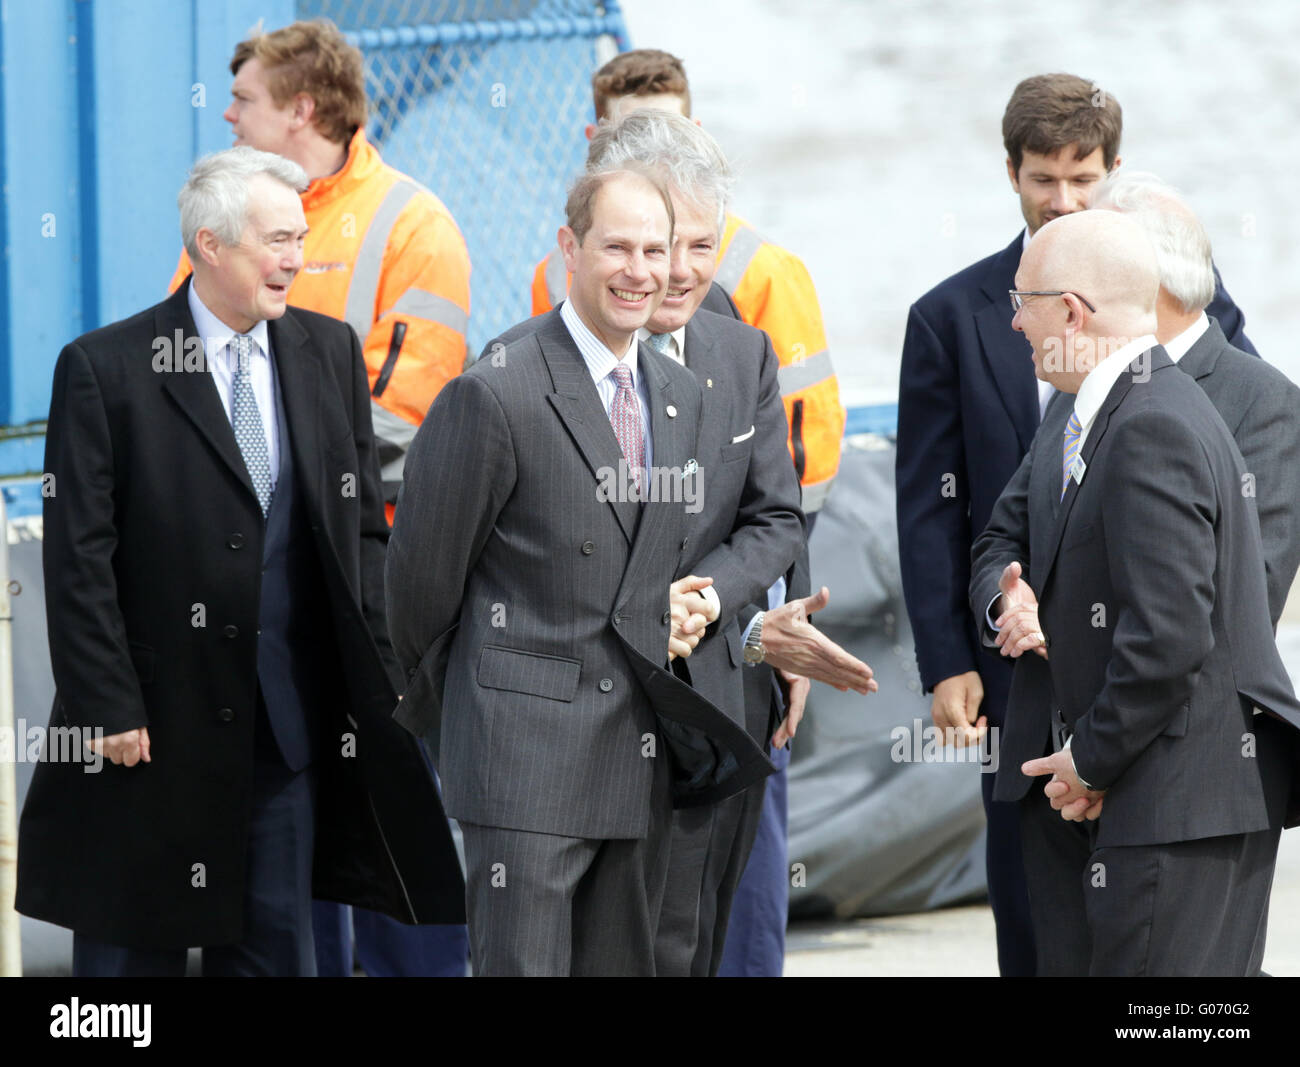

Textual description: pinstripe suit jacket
[387,310,772,839]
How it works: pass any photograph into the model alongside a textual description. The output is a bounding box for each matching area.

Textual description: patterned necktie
[1061,410,1083,500]
[230,334,273,516]
[646,332,676,361]
[609,363,645,495]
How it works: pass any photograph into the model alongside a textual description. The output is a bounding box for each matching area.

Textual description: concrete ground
[785,601,1300,977]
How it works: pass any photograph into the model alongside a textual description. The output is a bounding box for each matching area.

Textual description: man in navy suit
[894,72,1254,976]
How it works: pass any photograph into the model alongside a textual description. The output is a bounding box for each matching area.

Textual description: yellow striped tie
[1061,411,1083,500]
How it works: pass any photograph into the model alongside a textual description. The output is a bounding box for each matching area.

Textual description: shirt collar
[1073,333,1159,433]
[637,324,688,365]
[560,298,640,389]
[187,280,271,363]
[1159,312,1209,363]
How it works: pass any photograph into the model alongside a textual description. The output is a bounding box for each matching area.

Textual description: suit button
[223,625,238,639]
[613,613,625,625]
[599,678,614,693]
[662,611,671,625]
[581,541,595,555]
[217,707,234,722]
[228,533,245,549]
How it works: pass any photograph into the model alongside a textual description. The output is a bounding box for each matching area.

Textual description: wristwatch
[743,611,766,665]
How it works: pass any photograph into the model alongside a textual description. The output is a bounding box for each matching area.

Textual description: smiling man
[894,72,1255,976]
[18,147,464,975]
[387,166,774,975]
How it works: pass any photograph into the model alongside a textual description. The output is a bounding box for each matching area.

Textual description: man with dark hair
[895,72,1255,976]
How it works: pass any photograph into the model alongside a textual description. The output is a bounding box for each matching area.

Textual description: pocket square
[730,425,755,444]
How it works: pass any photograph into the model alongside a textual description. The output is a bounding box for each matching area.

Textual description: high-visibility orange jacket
[531,212,844,513]
[171,128,472,518]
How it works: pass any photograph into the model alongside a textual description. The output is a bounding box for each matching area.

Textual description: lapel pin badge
[706,378,713,388]
[666,404,678,418]
[682,458,698,478]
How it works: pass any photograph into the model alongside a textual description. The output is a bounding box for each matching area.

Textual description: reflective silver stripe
[344,180,422,343]
[801,476,834,514]
[714,224,764,295]
[384,287,468,336]
[778,348,835,395]
[544,244,567,306]
[370,398,420,489]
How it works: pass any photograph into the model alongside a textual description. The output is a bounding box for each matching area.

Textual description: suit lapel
[1176,319,1227,382]
[267,310,321,511]
[539,316,640,544]
[1035,350,1157,594]
[617,346,692,597]
[976,233,1040,452]
[157,282,260,508]
[682,318,727,449]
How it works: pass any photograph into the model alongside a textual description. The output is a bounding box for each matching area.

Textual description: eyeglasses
[1008,290,1097,313]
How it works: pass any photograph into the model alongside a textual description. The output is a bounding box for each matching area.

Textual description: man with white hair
[1088,171,1300,623]
[18,146,463,975]
[969,210,1300,975]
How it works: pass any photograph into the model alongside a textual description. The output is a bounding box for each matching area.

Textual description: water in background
[619,0,1300,407]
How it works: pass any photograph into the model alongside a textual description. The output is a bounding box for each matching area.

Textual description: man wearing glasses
[966,209,1298,975]
[894,73,1253,976]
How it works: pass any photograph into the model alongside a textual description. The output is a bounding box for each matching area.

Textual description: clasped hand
[668,575,718,660]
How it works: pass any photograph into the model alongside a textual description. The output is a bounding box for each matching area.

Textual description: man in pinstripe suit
[386,167,773,975]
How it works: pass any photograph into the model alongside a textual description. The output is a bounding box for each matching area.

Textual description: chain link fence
[297,0,628,356]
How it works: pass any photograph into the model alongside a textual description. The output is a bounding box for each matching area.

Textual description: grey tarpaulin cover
[787,435,988,918]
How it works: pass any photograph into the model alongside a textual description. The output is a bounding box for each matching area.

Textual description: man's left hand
[770,668,810,748]
[1022,750,1105,822]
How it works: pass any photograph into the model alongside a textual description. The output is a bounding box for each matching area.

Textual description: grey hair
[179,147,308,260]
[1089,170,1215,313]
[585,109,733,235]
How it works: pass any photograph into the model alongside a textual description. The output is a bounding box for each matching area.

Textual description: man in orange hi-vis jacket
[170,16,470,979]
[170,18,471,525]
[529,49,845,519]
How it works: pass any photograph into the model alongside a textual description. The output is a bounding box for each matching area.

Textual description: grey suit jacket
[970,349,1300,847]
[670,309,804,728]
[386,310,772,840]
[1178,319,1300,624]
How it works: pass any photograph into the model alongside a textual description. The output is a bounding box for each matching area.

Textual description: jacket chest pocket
[477,645,582,702]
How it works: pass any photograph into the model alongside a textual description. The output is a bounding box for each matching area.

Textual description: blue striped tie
[1061,410,1082,500]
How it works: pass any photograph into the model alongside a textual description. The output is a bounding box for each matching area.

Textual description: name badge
[1071,456,1087,486]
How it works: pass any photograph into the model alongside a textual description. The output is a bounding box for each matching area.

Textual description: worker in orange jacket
[170,19,471,525]
[530,50,844,517]
[170,17,470,978]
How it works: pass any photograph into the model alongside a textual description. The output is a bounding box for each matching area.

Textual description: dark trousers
[656,777,764,976]
[73,726,316,977]
[312,903,469,977]
[459,757,672,976]
[1019,780,1282,976]
[982,766,1037,976]
[719,743,789,977]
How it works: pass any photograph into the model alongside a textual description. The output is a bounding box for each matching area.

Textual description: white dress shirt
[187,282,281,489]
[637,324,688,366]
[1159,312,1209,364]
[560,299,652,470]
